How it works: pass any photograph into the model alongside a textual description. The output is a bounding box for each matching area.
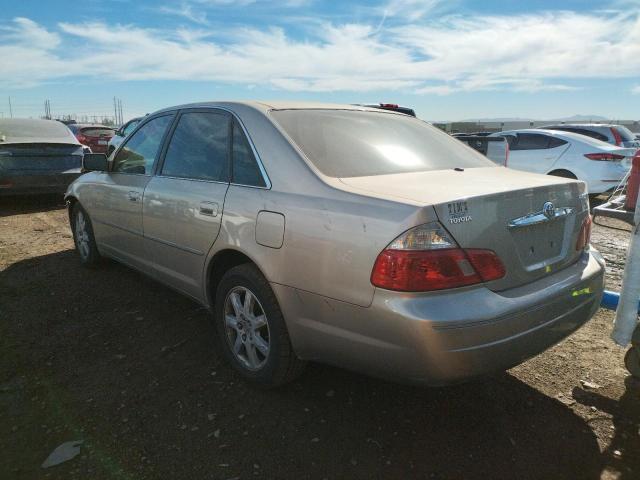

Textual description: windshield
[271,110,494,178]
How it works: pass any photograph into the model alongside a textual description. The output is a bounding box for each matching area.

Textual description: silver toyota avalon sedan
[65,101,605,387]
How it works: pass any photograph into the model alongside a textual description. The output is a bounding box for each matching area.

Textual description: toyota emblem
[542,201,555,220]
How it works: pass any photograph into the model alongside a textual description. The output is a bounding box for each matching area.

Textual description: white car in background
[541,123,640,149]
[491,129,635,195]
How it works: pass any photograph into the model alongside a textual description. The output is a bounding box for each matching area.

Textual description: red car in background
[67,124,115,154]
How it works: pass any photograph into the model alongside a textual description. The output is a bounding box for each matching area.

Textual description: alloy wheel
[224,286,270,371]
[75,210,91,260]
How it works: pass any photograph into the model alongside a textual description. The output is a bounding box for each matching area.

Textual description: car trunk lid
[339,167,589,291]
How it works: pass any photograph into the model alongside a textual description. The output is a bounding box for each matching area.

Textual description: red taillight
[584,153,625,161]
[465,249,507,282]
[575,215,592,251]
[76,133,88,144]
[380,103,399,108]
[371,248,505,292]
[610,127,623,146]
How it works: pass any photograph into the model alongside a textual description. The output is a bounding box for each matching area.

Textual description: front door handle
[127,190,141,202]
[199,201,219,217]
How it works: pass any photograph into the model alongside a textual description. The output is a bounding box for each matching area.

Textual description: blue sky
[1,0,639,121]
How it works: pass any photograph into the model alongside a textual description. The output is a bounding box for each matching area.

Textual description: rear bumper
[0,172,81,196]
[276,249,605,385]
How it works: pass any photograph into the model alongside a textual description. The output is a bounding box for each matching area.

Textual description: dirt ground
[1,195,639,480]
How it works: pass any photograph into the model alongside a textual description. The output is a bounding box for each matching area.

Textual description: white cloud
[381,0,448,21]
[0,9,639,94]
[633,85,640,94]
[159,3,209,25]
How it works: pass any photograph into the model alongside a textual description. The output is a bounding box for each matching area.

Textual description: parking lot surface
[1,196,639,480]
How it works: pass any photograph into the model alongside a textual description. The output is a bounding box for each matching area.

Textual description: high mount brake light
[584,153,625,161]
[371,223,506,292]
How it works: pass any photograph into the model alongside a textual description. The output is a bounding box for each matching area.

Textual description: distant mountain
[551,114,609,122]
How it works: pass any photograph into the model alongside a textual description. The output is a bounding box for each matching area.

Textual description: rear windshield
[81,127,115,137]
[0,119,74,140]
[614,126,636,142]
[271,110,494,178]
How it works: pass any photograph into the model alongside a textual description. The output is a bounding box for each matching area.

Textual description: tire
[548,170,577,179]
[214,263,305,387]
[624,347,640,379]
[71,203,102,268]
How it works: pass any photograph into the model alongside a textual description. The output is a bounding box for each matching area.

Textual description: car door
[88,113,175,269]
[142,109,231,299]
[506,133,567,173]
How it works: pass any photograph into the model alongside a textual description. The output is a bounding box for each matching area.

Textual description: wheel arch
[205,248,268,308]
[65,194,79,225]
[547,168,578,179]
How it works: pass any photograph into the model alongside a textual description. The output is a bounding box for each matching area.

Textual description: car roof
[544,123,617,128]
[153,100,407,116]
[0,118,80,145]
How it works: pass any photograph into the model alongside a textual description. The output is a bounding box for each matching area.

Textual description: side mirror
[82,153,109,172]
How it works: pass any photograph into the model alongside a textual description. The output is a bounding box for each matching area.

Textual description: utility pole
[8,97,13,118]
[44,99,52,119]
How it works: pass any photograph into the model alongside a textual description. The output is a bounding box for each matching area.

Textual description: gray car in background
[0,118,85,195]
[65,101,605,387]
[542,123,640,149]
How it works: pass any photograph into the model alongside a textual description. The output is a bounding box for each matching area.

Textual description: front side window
[232,120,266,187]
[511,133,550,151]
[271,110,494,178]
[112,115,173,174]
[161,112,230,182]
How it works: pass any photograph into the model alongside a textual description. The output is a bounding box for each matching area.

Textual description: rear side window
[511,133,550,150]
[548,137,568,148]
[113,115,173,175]
[231,120,266,187]
[161,112,230,182]
[271,110,494,177]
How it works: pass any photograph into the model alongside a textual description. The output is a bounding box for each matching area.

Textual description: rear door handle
[127,190,141,202]
[199,201,219,217]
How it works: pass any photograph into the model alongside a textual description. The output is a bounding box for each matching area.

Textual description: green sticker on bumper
[572,287,592,297]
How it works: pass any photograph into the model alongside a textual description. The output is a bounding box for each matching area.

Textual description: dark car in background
[68,124,115,154]
[0,119,85,195]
